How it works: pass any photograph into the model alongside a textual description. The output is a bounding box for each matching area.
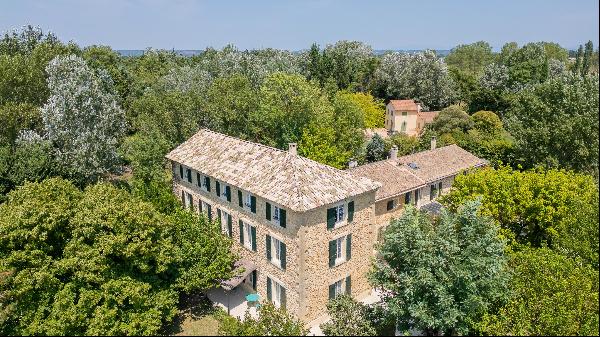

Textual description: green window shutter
[329,283,336,300]
[266,277,272,301]
[186,168,192,183]
[346,234,352,261]
[197,173,201,187]
[281,242,286,270]
[251,226,257,251]
[181,190,185,204]
[205,177,211,192]
[239,220,244,244]
[405,192,410,204]
[327,207,336,230]
[227,216,232,238]
[280,286,286,310]
[217,209,222,223]
[329,239,337,268]
[198,200,203,213]
[252,270,257,290]
[216,181,221,197]
[250,196,256,213]
[345,275,352,295]
[179,165,183,178]
[266,235,272,260]
[348,201,354,222]
[226,186,231,202]
[238,190,243,207]
[280,209,286,228]
[207,204,212,221]
[266,202,271,221]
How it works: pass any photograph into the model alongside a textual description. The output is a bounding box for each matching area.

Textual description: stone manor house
[166,129,486,323]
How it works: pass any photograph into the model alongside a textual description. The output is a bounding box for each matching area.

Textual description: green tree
[365,134,386,163]
[82,45,131,103]
[337,91,385,128]
[373,50,456,110]
[320,295,376,336]
[0,25,80,106]
[0,178,234,335]
[441,166,599,267]
[479,248,599,336]
[204,74,259,139]
[255,72,330,148]
[41,55,127,184]
[370,201,509,335]
[445,41,494,76]
[0,102,41,147]
[429,104,473,134]
[505,74,599,175]
[217,303,308,336]
[582,40,594,75]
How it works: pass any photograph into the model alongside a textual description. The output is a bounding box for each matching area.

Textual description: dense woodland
[0,25,598,335]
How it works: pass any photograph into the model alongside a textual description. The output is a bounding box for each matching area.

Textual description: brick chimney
[431,136,437,150]
[288,143,297,155]
[390,145,398,160]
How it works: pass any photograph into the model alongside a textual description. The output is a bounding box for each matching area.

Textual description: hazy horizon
[2,0,598,51]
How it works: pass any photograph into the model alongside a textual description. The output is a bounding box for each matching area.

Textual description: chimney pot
[431,136,437,150]
[390,145,398,160]
[288,143,297,155]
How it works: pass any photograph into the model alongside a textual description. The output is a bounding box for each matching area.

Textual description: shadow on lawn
[161,292,219,336]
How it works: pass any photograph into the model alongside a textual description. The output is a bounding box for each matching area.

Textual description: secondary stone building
[166,129,381,322]
[349,138,487,236]
[167,129,485,323]
[385,99,439,136]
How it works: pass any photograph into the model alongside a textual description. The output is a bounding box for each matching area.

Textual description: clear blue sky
[1,0,598,51]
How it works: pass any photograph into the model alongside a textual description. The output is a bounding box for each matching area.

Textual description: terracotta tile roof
[166,129,381,212]
[389,99,419,111]
[349,144,487,201]
[349,161,425,200]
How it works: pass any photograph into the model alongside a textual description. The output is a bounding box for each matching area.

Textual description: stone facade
[171,161,377,323]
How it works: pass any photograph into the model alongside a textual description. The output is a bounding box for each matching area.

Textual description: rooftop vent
[408,162,420,169]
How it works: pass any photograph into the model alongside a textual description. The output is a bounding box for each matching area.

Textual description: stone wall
[297,192,377,322]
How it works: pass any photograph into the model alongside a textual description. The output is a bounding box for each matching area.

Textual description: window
[438,181,443,194]
[272,237,282,267]
[401,121,407,132]
[245,193,253,209]
[430,184,438,201]
[414,189,420,204]
[271,279,284,308]
[196,172,202,187]
[329,234,352,267]
[220,210,231,236]
[402,111,407,117]
[243,222,253,250]
[329,276,351,300]
[200,200,211,219]
[335,205,344,223]
[182,191,193,210]
[273,206,280,223]
[186,168,192,183]
[202,176,211,192]
[386,199,395,211]
[335,237,344,264]
[334,279,343,297]
[404,192,411,205]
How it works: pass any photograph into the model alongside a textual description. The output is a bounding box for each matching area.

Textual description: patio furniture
[246,293,260,308]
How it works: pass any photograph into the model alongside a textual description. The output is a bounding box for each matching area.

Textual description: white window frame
[335,236,346,265]
[333,203,346,228]
[220,182,229,201]
[201,200,210,216]
[201,175,210,192]
[272,205,281,226]
[244,193,253,210]
[334,279,344,297]
[243,222,253,250]
[271,236,282,268]
[272,279,284,308]
[221,210,230,235]
[184,191,193,209]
